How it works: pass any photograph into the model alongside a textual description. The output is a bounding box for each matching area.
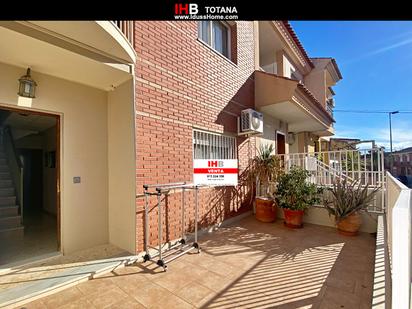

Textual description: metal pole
[181,187,185,247]
[157,192,162,262]
[389,111,399,174]
[195,186,199,246]
[381,148,386,212]
[371,149,374,186]
[144,191,149,253]
[389,112,393,153]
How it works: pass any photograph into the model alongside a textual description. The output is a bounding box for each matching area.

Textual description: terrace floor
[19,215,376,309]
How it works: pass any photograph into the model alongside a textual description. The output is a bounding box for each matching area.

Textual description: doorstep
[0,244,135,309]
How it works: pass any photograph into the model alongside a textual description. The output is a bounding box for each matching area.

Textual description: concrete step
[0,206,19,217]
[0,180,12,188]
[0,172,11,180]
[0,188,14,197]
[0,216,22,230]
[0,255,136,309]
[0,196,16,206]
[0,226,24,242]
[0,158,7,165]
[0,165,9,173]
[0,152,6,159]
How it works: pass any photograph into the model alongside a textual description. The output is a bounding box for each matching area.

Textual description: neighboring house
[0,21,342,260]
[318,137,362,152]
[386,147,412,176]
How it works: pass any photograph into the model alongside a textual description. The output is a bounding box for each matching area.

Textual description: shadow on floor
[197,217,376,308]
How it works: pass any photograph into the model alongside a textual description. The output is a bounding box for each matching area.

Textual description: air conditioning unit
[240,109,263,134]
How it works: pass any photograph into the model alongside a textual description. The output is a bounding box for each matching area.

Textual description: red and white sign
[193,159,238,186]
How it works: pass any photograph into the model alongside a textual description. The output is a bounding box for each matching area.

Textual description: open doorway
[276,132,286,155]
[0,106,60,266]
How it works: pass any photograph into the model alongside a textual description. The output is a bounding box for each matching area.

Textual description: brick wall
[134,21,257,252]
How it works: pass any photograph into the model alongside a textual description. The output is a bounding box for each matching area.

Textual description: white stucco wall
[108,79,136,254]
[276,206,378,233]
[257,113,289,154]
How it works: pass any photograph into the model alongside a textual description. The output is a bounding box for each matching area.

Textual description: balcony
[254,70,335,136]
[0,21,135,91]
[112,21,135,48]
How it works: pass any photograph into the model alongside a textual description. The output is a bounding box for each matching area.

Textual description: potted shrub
[323,178,379,236]
[249,144,283,223]
[276,166,320,228]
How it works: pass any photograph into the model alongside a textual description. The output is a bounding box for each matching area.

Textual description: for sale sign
[193,159,238,186]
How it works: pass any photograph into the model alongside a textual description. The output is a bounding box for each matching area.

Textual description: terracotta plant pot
[337,212,362,236]
[283,209,304,228]
[255,197,277,222]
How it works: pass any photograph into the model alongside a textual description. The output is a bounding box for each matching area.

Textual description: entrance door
[0,105,60,266]
[277,133,285,155]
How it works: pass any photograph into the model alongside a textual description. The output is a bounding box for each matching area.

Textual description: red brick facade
[134,21,257,251]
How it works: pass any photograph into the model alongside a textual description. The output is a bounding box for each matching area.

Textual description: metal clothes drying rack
[142,182,201,271]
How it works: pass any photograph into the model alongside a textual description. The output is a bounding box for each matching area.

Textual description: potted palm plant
[276,166,320,228]
[323,178,379,236]
[249,144,283,223]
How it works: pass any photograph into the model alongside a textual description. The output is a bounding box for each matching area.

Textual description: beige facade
[0,20,343,265]
[256,21,341,155]
[0,21,136,256]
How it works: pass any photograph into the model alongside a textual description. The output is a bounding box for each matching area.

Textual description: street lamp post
[389,111,399,174]
[389,111,399,153]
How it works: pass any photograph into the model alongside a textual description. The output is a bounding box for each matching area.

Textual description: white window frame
[198,21,231,59]
[193,129,237,160]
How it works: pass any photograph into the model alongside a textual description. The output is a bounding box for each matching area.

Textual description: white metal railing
[386,172,412,309]
[112,21,134,47]
[276,148,386,212]
[326,102,334,117]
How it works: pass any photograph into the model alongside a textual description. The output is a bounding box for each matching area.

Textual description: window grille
[193,130,237,160]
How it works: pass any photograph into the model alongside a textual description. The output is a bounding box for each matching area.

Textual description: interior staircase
[0,144,23,241]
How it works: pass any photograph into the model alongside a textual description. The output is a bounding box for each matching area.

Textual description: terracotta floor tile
[42,287,83,308]
[153,271,195,293]
[109,269,150,289]
[195,271,233,293]
[124,280,172,307]
[325,274,356,293]
[106,297,146,309]
[76,277,117,295]
[319,285,362,309]
[56,296,95,309]
[176,281,215,307]
[84,285,129,309]
[147,293,193,309]
[173,263,210,281]
[21,216,375,309]
[16,299,46,309]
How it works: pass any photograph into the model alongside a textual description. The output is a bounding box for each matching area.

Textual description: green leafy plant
[276,166,320,211]
[323,178,379,222]
[248,144,283,198]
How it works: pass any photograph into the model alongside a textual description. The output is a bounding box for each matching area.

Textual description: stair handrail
[2,126,24,223]
[314,156,355,183]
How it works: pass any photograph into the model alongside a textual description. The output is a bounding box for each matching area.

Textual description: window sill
[196,38,238,68]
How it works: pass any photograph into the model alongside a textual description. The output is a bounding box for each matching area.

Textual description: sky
[290,21,412,151]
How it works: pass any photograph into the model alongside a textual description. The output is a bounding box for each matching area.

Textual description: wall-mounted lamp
[18,68,37,98]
